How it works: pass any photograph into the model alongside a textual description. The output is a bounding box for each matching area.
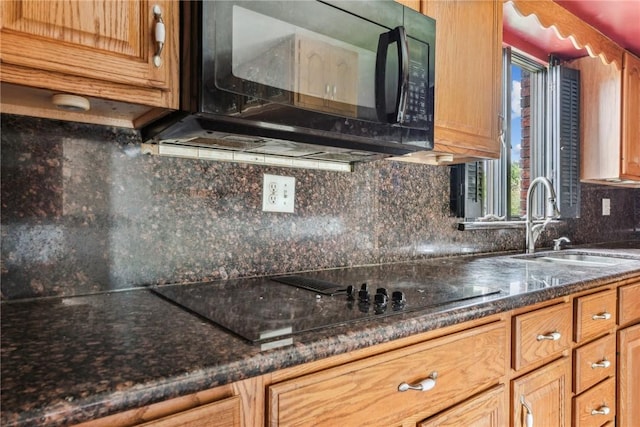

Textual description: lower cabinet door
[512,357,572,427]
[418,385,506,427]
[618,323,640,427]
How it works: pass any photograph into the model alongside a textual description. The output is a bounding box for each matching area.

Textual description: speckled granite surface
[2,115,639,300]
[2,246,640,426]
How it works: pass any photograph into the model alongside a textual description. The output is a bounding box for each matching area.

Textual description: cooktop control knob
[392,291,406,308]
[346,285,356,300]
[358,283,370,302]
[374,290,388,307]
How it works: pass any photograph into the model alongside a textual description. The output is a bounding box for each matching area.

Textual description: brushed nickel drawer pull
[591,359,611,369]
[536,331,561,341]
[398,371,437,392]
[592,312,612,320]
[591,405,610,416]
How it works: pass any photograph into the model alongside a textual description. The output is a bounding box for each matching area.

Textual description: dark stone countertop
[2,245,640,426]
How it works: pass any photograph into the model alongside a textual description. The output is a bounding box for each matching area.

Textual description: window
[451,48,580,222]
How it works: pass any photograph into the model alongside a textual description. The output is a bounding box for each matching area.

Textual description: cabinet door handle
[591,359,611,369]
[591,405,611,416]
[398,371,437,392]
[520,395,534,427]
[592,312,611,320]
[153,5,166,67]
[536,331,561,341]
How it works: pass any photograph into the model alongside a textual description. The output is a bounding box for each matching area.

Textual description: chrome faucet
[553,237,571,251]
[526,176,561,253]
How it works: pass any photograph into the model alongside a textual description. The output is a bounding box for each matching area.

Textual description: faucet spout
[526,176,561,253]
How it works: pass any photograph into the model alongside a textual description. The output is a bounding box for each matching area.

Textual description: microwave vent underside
[159,134,385,164]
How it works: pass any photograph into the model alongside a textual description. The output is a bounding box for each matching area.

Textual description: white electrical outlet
[262,174,296,213]
[602,198,611,216]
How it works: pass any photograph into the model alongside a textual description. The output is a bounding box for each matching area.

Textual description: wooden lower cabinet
[618,281,640,327]
[418,384,506,427]
[268,321,506,427]
[74,276,640,427]
[618,323,640,427]
[511,357,572,427]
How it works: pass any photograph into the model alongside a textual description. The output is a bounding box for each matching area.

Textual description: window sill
[457,219,563,231]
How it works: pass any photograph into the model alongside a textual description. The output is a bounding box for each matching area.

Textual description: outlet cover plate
[262,174,295,213]
[602,198,611,216]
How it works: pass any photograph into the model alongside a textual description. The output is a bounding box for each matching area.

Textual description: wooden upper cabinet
[621,51,640,180]
[0,0,179,127]
[568,51,640,187]
[423,0,502,162]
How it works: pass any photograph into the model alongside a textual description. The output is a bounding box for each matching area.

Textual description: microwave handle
[375,26,409,124]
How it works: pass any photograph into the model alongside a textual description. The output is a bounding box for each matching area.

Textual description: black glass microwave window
[205,1,432,129]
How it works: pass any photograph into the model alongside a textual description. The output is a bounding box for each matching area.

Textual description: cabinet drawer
[573,377,615,427]
[418,384,506,427]
[573,334,616,395]
[574,289,617,343]
[513,302,572,371]
[139,396,240,427]
[619,281,640,327]
[269,322,506,426]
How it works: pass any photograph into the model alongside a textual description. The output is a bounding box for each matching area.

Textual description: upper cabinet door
[621,51,640,180]
[423,0,502,159]
[0,0,178,108]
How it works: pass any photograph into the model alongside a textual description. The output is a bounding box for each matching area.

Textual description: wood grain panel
[574,289,617,343]
[424,0,501,158]
[618,280,640,327]
[0,0,179,110]
[572,377,615,427]
[512,357,571,427]
[2,1,140,55]
[269,322,506,427]
[621,51,640,179]
[573,334,616,395]
[567,56,622,181]
[618,324,640,427]
[139,396,240,427]
[418,385,506,427]
[513,302,572,371]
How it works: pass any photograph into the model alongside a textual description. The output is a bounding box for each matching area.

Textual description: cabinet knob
[536,331,561,341]
[153,5,166,67]
[591,405,611,416]
[592,312,611,320]
[398,371,437,392]
[591,359,611,369]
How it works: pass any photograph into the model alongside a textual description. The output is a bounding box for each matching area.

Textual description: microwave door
[205,0,402,123]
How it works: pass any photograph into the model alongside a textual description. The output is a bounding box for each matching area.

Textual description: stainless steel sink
[513,252,635,267]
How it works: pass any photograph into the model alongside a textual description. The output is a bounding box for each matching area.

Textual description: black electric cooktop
[152,264,500,348]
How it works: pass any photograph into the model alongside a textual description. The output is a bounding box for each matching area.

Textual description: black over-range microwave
[143,1,436,164]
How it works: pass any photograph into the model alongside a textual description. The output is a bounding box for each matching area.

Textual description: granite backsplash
[1,114,638,300]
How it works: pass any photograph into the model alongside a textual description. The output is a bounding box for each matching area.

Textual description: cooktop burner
[151,264,500,347]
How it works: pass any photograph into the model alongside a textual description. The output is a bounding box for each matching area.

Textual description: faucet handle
[553,237,571,251]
